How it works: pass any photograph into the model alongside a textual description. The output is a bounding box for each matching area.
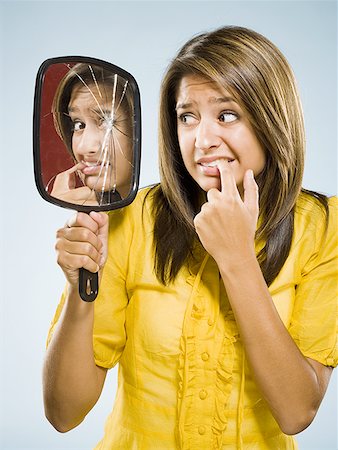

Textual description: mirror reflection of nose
[74,126,102,158]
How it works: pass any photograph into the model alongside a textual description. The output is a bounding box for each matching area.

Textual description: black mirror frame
[33,55,141,212]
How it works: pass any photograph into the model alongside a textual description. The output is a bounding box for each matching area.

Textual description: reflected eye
[219,111,238,123]
[178,114,197,125]
[72,120,85,132]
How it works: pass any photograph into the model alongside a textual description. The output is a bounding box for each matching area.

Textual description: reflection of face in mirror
[50,63,134,206]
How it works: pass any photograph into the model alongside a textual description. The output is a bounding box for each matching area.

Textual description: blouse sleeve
[288,197,338,367]
[46,199,137,370]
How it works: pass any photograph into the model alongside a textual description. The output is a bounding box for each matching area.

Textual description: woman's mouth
[198,158,235,174]
[81,160,110,175]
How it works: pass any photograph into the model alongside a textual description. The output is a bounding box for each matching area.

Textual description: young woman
[43,26,337,449]
[50,63,134,206]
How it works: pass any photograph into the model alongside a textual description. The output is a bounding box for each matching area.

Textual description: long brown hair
[151,26,328,285]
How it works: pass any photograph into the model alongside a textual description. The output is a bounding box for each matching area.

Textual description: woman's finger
[51,163,88,199]
[243,169,259,218]
[206,187,220,202]
[56,238,101,264]
[66,212,100,234]
[217,159,240,198]
[56,227,102,253]
[64,162,86,175]
[56,250,100,274]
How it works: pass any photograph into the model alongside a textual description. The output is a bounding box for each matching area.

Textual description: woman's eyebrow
[68,106,78,113]
[176,96,236,110]
[211,96,236,104]
[92,106,112,118]
[67,105,112,117]
[175,102,193,110]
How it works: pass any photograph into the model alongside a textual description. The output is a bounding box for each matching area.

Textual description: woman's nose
[75,125,101,156]
[195,119,222,152]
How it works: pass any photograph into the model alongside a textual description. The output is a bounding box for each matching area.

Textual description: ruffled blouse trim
[177,253,240,449]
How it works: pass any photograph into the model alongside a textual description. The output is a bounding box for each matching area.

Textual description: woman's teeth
[203,160,219,167]
[201,159,234,167]
[82,160,99,167]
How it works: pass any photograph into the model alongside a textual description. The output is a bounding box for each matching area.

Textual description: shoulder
[294,191,336,235]
[293,192,337,265]
[107,184,159,233]
[135,184,160,211]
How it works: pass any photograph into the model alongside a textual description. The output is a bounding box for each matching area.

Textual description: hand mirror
[33,56,141,301]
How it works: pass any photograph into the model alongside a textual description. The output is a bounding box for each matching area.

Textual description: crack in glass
[43,62,135,206]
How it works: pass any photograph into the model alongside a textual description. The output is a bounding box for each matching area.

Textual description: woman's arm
[43,211,109,432]
[194,161,333,435]
[218,252,332,435]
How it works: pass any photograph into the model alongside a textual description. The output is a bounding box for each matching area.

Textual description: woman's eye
[72,121,85,132]
[178,114,197,125]
[219,111,238,123]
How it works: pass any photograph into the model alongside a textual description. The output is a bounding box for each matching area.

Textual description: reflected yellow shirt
[47,187,337,449]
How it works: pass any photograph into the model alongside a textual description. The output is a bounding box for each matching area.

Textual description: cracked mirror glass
[34,58,141,211]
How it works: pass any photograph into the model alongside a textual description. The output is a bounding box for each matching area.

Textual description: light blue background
[0,1,337,449]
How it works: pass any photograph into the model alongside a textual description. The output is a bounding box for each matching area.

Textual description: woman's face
[176,74,266,195]
[68,82,133,197]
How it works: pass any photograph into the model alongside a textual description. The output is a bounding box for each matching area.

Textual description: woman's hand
[55,211,109,287]
[194,160,259,268]
[51,163,98,205]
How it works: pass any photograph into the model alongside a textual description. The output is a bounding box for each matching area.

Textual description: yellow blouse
[47,187,337,449]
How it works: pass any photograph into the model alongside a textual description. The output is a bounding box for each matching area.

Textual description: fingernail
[90,211,100,219]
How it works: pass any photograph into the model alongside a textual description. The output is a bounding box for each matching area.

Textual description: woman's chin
[84,178,115,193]
[198,177,221,192]
[197,174,244,193]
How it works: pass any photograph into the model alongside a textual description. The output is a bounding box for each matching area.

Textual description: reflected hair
[152,25,328,285]
[52,63,133,157]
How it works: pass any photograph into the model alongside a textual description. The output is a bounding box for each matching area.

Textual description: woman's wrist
[63,284,95,321]
[216,247,258,279]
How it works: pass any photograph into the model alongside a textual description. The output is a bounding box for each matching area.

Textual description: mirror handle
[79,268,98,302]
